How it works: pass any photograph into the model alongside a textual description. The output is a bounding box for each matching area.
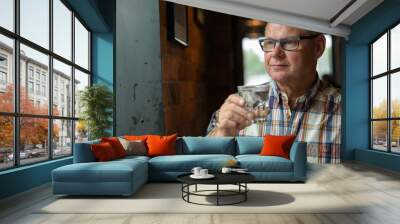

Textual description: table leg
[245,183,247,201]
[217,184,219,206]
[195,184,197,192]
[181,184,183,199]
[188,184,190,202]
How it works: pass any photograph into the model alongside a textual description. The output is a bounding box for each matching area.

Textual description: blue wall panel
[355,148,400,172]
[0,158,72,199]
[92,32,114,88]
[343,45,369,159]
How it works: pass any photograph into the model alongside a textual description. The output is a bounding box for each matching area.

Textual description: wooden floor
[1,162,400,224]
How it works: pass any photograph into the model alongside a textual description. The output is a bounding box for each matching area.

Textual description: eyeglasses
[258,34,320,52]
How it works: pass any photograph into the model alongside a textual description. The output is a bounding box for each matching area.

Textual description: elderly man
[207,23,341,164]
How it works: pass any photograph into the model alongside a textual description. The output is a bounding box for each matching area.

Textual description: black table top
[177,172,255,185]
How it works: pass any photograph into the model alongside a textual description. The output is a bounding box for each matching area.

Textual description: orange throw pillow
[146,134,177,157]
[260,135,296,159]
[91,142,117,161]
[101,137,127,158]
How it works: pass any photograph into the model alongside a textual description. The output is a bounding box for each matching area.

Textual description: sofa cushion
[179,137,235,155]
[53,159,147,183]
[235,137,263,155]
[73,139,100,163]
[114,155,150,163]
[148,154,235,172]
[118,137,147,156]
[236,155,293,172]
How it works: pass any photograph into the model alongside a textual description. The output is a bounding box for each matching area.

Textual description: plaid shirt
[207,78,341,164]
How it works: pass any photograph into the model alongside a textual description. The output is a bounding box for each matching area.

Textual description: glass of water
[237,84,270,123]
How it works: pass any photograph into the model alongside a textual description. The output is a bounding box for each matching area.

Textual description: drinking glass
[237,85,270,123]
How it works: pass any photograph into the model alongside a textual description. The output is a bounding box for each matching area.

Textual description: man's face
[264,23,325,84]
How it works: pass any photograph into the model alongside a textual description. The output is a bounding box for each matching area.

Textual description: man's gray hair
[265,23,322,36]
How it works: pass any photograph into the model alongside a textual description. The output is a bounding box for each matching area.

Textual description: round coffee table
[177,173,255,206]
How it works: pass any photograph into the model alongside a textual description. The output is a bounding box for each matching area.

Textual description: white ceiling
[226,0,352,21]
[164,0,384,38]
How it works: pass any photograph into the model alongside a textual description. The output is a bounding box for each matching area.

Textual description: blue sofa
[52,137,307,196]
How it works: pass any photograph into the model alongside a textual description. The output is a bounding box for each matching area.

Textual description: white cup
[221,167,232,174]
[191,167,202,176]
[200,169,208,176]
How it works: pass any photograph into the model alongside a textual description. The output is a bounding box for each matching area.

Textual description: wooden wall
[159,2,242,136]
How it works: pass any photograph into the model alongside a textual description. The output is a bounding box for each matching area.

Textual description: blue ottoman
[52,157,148,196]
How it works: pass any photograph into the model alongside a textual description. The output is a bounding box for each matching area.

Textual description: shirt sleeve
[206,110,219,135]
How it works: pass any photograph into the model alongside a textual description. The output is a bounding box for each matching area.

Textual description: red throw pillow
[146,134,177,157]
[91,142,117,161]
[101,137,127,158]
[260,135,296,159]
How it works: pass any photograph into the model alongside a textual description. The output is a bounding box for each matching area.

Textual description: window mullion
[370,45,373,149]
[49,0,54,160]
[388,30,391,152]
[71,10,76,154]
[13,0,20,167]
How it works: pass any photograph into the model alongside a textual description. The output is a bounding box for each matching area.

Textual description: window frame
[0,0,92,171]
[370,20,400,154]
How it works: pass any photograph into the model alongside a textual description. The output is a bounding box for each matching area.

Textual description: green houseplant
[79,84,113,140]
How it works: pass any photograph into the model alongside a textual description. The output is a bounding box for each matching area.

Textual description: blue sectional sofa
[52,137,307,196]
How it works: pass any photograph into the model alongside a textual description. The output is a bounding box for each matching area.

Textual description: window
[53,0,72,60]
[53,59,72,117]
[28,81,34,94]
[53,119,72,158]
[0,71,6,85]
[0,0,91,170]
[42,85,46,97]
[41,73,46,82]
[20,0,49,49]
[0,0,14,32]
[0,54,7,87]
[75,17,90,70]
[35,70,40,81]
[35,83,40,95]
[0,55,7,67]
[370,23,400,154]
[28,67,34,80]
[242,37,269,85]
[74,69,89,119]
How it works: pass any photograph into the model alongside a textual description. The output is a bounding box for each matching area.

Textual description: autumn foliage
[0,84,59,150]
[372,99,400,142]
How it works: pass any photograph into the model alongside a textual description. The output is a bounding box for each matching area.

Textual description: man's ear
[315,34,326,59]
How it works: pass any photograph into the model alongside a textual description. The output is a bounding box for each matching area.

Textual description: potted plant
[79,84,113,140]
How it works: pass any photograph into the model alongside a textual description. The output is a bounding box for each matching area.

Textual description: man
[207,23,341,164]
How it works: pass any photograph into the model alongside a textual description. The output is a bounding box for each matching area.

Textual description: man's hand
[209,94,254,136]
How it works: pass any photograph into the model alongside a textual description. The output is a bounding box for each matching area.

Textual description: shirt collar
[270,75,321,109]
